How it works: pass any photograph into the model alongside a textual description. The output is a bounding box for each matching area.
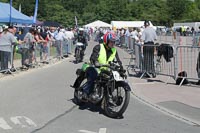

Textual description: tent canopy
[84,20,111,28]
[111,21,153,29]
[0,2,33,24]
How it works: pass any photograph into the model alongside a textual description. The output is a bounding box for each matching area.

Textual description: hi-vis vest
[98,43,117,70]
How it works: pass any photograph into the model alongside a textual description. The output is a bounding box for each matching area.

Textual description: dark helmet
[103,32,116,44]
[144,20,150,26]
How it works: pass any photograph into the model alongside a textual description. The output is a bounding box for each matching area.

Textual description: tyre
[75,49,81,63]
[73,78,87,106]
[80,50,84,62]
[103,82,130,118]
[73,90,84,106]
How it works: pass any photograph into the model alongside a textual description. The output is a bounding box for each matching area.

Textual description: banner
[19,3,21,12]
[75,16,77,27]
[33,0,38,23]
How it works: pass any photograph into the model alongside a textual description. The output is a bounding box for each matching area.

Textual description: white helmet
[79,28,84,31]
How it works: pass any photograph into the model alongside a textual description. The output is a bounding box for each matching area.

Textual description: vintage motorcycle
[75,42,85,63]
[71,62,131,118]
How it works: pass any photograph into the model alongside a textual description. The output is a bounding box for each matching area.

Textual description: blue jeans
[0,51,11,70]
[55,40,62,57]
[83,67,98,94]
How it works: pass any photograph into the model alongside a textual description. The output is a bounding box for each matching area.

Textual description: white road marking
[79,128,107,133]
[0,118,12,130]
[79,130,96,133]
[99,128,107,133]
[10,116,37,128]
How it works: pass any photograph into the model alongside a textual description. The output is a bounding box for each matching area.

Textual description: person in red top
[34,30,47,63]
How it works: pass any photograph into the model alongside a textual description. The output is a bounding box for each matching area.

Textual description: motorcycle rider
[73,32,123,98]
[74,28,88,57]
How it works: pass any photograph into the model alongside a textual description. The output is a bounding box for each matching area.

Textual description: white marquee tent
[111,21,154,29]
[84,20,112,28]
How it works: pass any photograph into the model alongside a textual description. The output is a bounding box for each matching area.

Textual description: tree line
[1,0,200,27]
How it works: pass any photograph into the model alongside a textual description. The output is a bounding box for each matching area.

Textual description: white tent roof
[111,21,153,28]
[84,20,112,28]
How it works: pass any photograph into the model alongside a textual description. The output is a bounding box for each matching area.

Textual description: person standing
[34,30,46,62]
[64,28,74,54]
[54,28,66,59]
[22,28,35,69]
[0,26,17,72]
[141,20,157,78]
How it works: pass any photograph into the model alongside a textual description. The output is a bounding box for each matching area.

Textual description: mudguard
[72,69,86,89]
[116,81,131,91]
[76,69,83,76]
[81,62,90,72]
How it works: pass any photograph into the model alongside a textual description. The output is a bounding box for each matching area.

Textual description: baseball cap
[144,20,150,26]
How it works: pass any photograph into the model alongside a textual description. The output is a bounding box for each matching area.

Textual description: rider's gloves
[120,65,124,70]
[94,62,101,67]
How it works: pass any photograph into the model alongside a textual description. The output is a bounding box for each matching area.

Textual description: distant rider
[74,28,88,57]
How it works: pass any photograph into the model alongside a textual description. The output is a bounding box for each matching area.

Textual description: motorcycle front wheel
[103,82,130,118]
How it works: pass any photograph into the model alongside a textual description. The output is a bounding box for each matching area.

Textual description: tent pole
[9,0,12,25]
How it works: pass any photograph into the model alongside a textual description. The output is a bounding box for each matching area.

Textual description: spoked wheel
[75,49,81,63]
[103,83,130,118]
[73,78,87,106]
[73,90,83,106]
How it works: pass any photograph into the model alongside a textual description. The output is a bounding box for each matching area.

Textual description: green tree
[1,0,200,27]
[166,0,190,20]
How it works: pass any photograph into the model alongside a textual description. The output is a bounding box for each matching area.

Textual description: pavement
[115,42,200,126]
[127,72,200,126]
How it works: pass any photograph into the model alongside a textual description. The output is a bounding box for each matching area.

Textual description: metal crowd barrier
[175,45,200,82]
[126,36,200,86]
[53,39,75,60]
[0,39,75,74]
[33,39,74,62]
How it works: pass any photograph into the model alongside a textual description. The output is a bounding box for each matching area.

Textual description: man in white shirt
[140,20,157,78]
[64,28,74,54]
[54,28,66,58]
[0,26,17,71]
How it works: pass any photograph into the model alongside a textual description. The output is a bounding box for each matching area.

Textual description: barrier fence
[123,35,200,86]
[0,39,75,73]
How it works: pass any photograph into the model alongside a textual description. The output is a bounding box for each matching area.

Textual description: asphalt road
[0,40,200,133]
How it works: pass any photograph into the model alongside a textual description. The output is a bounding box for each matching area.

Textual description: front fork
[106,80,116,99]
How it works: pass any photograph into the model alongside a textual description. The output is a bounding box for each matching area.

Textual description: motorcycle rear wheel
[73,78,87,106]
[75,49,81,63]
[74,90,84,106]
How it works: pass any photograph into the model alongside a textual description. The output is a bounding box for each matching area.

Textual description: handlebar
[95,62,124,72]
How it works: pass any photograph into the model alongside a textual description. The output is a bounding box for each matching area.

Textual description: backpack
[157,44,173,62]
[176,71,189,85]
